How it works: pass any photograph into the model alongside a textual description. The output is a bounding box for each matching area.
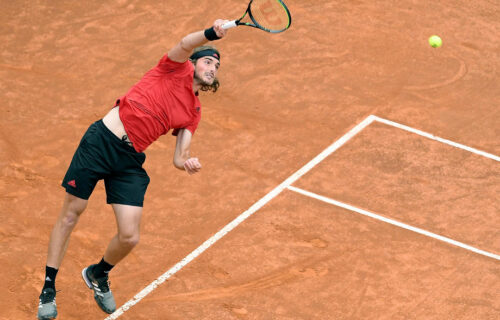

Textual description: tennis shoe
[82,264,116,314]
[37,287,57,319]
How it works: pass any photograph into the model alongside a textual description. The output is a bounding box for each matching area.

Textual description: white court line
[105,116,376,319]
[288,186,500,261]
[107,114,499,319]
[372,116,500,162]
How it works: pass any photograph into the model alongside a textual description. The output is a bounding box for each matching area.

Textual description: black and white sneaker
[82,264,116,314]
[37,287,57,319]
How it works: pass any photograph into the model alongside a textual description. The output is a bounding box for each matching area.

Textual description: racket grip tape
[222,20,237,30]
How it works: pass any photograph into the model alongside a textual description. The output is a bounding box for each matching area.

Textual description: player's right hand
[213,19,230,38]
[183,157,202,175]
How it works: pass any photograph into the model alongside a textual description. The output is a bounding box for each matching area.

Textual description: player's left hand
[183,157,202,175]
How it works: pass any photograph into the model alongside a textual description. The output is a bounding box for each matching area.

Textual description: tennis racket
[222,0,292,33]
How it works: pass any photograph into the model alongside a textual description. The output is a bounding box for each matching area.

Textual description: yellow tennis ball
[428,35,442,48]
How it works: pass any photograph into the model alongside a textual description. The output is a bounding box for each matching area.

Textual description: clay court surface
[1,0,499,319]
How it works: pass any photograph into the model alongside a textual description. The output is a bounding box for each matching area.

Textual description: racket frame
[222,0,291,33]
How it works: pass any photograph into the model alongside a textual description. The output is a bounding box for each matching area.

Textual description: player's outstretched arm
[168,19,229,63]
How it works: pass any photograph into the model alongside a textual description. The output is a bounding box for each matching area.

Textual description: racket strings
[249,0,291,32]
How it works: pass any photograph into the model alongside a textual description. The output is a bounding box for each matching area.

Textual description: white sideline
[372,116,500,162]
[287,186,500,261]
[104,115,376,319]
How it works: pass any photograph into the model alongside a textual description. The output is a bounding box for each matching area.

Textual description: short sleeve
[158,54,191,75]
[172,106,201,136]
[172,121,199,136]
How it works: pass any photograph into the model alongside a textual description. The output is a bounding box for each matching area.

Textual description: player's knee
[118,232,140,248]
[60,204,85,228]
[65,193,88,215]
[61,212,80,228]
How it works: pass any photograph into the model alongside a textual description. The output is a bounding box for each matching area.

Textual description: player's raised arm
[168,19,229,63]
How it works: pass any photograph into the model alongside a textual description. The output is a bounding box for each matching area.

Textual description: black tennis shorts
[62,120,150,207]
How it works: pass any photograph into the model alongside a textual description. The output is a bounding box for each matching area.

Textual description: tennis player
[37,19,229,319]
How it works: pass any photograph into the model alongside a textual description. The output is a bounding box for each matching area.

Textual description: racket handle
[222,20,237,30]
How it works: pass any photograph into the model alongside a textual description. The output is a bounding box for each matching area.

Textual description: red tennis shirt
[117,54,202,153]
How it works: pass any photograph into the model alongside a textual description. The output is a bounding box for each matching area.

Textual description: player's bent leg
[82,204,142,314]
[105,203,143,265]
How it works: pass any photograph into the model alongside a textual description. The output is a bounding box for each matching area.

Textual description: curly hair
[190,45,220,93]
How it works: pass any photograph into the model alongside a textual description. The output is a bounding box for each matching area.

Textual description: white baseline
[105,116,376,319]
